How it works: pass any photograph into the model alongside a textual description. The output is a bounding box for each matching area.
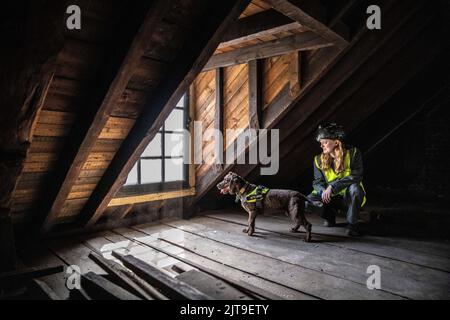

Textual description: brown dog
[217,172,312,242]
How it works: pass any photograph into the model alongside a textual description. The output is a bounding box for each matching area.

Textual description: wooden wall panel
[224,63,249,149]
[193,70,216,177]
[263,53,292,109]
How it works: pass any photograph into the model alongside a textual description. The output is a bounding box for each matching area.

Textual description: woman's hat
[316,123,346,142]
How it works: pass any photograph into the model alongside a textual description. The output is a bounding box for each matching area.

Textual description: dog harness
[237,185,270,208]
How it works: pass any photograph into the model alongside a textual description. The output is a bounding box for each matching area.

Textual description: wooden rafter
[78,0,252,227]
[204,31,333,70]
[220,9,300,48]
[265,0,349,49]
[38,0,174,234]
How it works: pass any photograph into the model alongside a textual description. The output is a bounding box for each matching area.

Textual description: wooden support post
[248,60,263,130]
[188,85,197,189]
[289,51,302,97]
[215,68,225,168]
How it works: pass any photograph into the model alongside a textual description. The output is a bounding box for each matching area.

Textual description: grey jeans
[305,183,365,225]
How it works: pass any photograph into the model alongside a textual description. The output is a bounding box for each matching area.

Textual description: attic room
[1,0,449,302]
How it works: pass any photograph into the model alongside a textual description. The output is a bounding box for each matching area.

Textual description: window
[121,94,189,194]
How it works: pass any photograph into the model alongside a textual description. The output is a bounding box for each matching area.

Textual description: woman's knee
[348,184,363,198]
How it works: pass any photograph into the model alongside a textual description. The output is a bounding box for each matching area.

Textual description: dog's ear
[232,175,242,186]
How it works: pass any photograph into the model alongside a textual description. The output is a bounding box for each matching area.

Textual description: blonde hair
[320,140,346,173]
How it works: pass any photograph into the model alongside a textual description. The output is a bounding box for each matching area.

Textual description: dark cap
[316,123,346,142]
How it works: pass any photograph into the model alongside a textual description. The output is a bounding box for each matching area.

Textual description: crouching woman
[305,123,366,236]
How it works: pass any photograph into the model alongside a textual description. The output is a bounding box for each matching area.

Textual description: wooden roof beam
[78,0,252,228]
[204,31,333,70]
[265,0,349,49]
[219,9,301,48]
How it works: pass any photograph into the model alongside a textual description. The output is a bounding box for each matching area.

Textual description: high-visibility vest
[314,149,367,207]
[244,185,270,203]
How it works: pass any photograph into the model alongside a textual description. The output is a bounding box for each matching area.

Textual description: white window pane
[165,133,184,157]
[176,95,185,108]
[125,163,138,185]
[142,133,161,157]
[141,159,162,184]
[165,158,184,182]
[165,109,184,132]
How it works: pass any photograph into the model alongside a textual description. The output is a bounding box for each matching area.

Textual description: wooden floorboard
[19,246,70,300]
[19,212,450,300]
[132,223,403,300]
[205,211,450,269]
[80,229,192,277]
[162,216,449,300]
[127,223,316,300]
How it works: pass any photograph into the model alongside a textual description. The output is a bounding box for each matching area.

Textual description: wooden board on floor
[129,223,401,300]
[121,223,317,300]
[176,269,252,300]
[205,211,450,270]
[80,229,193,277]
[19,246,70,300]
[163,217,450,300]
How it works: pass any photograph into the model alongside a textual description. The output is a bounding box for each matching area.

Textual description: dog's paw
[290,227,299,233]
[242,228,248,233]
[247,229,255,236]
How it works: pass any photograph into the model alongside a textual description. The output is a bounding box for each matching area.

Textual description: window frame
[118,94,190,197]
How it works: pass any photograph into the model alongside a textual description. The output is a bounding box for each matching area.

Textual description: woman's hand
[322,186,333,204]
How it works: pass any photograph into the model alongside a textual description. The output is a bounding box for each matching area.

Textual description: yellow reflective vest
[313,148,367,207]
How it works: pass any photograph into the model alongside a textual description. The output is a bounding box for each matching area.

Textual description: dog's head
[216,172,245,195]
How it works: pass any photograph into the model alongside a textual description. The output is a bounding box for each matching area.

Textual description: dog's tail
[296,192,320,206]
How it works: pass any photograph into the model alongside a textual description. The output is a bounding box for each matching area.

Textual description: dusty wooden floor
[20,210,450,300]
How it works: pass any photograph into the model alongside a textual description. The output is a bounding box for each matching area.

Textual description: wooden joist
[88,251,167,300]
[0,265,64,286]
[38,0,174,234]
[204,31,333,70]
[111,252,213,300]
[141,239,284,300]
[265,0,349,49]
[81,271,141,300]
[79,0,252,227]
